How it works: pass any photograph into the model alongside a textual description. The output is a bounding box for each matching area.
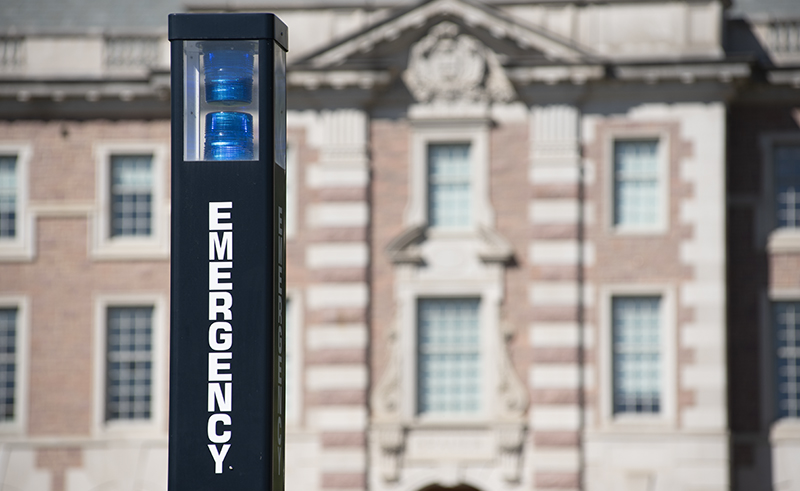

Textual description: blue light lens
[204,112,254,161]
[203,43,254,105]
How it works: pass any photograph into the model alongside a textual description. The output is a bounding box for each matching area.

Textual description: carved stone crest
[403,21,515,103]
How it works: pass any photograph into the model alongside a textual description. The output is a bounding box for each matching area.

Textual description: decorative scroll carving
[372,328,402,421]
[403,22,515,104]
[372,324,405,482]
[496,326,529,421]
[385,225,426,265]
[496,423,526,483]
[376,424,405,482]
[494,322,528,483]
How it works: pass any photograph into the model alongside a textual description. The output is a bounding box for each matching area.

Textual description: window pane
[0,156,17,239]
[612,296,661,414]
[111,155,153,237]
[613,140,659,227]
[775,145,800,228]
[775,302,800,418]
[428,144,471,228]
[106,306,153,421]
[417,298,480,415]
[0,308,17,421]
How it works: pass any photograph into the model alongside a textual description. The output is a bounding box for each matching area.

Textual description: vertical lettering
[209,231,233,260]
[209,322,232,351]
[208,413,232,443]
[208,201,234,474]
[209,352,233,382]
[209,202,233,231]
[208,382,232,412]
[208,444,231,475]
[209,292,233,321]
[209,262,233,291]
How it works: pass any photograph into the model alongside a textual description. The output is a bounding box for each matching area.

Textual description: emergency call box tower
[167,13,288,491]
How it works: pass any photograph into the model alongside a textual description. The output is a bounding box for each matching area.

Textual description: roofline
[185,0,730,10]
[290,0,599,69]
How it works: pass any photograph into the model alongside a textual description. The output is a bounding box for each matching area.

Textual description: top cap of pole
[168,13,288,51]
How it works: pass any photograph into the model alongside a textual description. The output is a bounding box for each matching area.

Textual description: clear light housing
[184,40,259,161]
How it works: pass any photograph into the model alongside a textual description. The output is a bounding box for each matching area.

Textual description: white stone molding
[316,109,369,167]
[403,21,515,104]
[385,225,426,265]
[477,226,514,264]
[529,104,581,169]
[387,225,513,265]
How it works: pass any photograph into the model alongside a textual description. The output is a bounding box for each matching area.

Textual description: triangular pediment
[292,0,597,71]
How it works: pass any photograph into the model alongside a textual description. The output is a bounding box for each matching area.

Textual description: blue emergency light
[203,43,255,105]
[204,111,254,160]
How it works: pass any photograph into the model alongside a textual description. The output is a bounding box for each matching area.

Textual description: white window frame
[598,285,676,430]
[397,280,502,426]
[93,294,167,437]
[0,144,33,261]
[92,143,169,260]
[285,290,303,428]
[0,296,29,434]
[768,290,800,447]
[605,131,670,235]
[406,120,493,235]
[761,133,800,253]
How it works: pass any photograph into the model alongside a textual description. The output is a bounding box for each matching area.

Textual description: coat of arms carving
[403,21,515,103]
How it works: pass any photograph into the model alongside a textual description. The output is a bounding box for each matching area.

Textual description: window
[93,143,168,259]
[94,295,164,434]
[774,301,800,419]
[613,140,661,229]
[0,308,18,422]
[110,155,153,238]
[0,145,32,260]
[0,156,17,239]
[406,121,492,231]
[417,298,481,415]
[105,306,153,421]
[427,144,471,228]
[774,144,800,229]
[612,296,661,415]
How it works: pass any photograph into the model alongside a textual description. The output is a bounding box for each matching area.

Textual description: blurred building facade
[0,0,799,490]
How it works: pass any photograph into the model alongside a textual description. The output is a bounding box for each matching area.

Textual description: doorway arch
[418,485,481,491]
